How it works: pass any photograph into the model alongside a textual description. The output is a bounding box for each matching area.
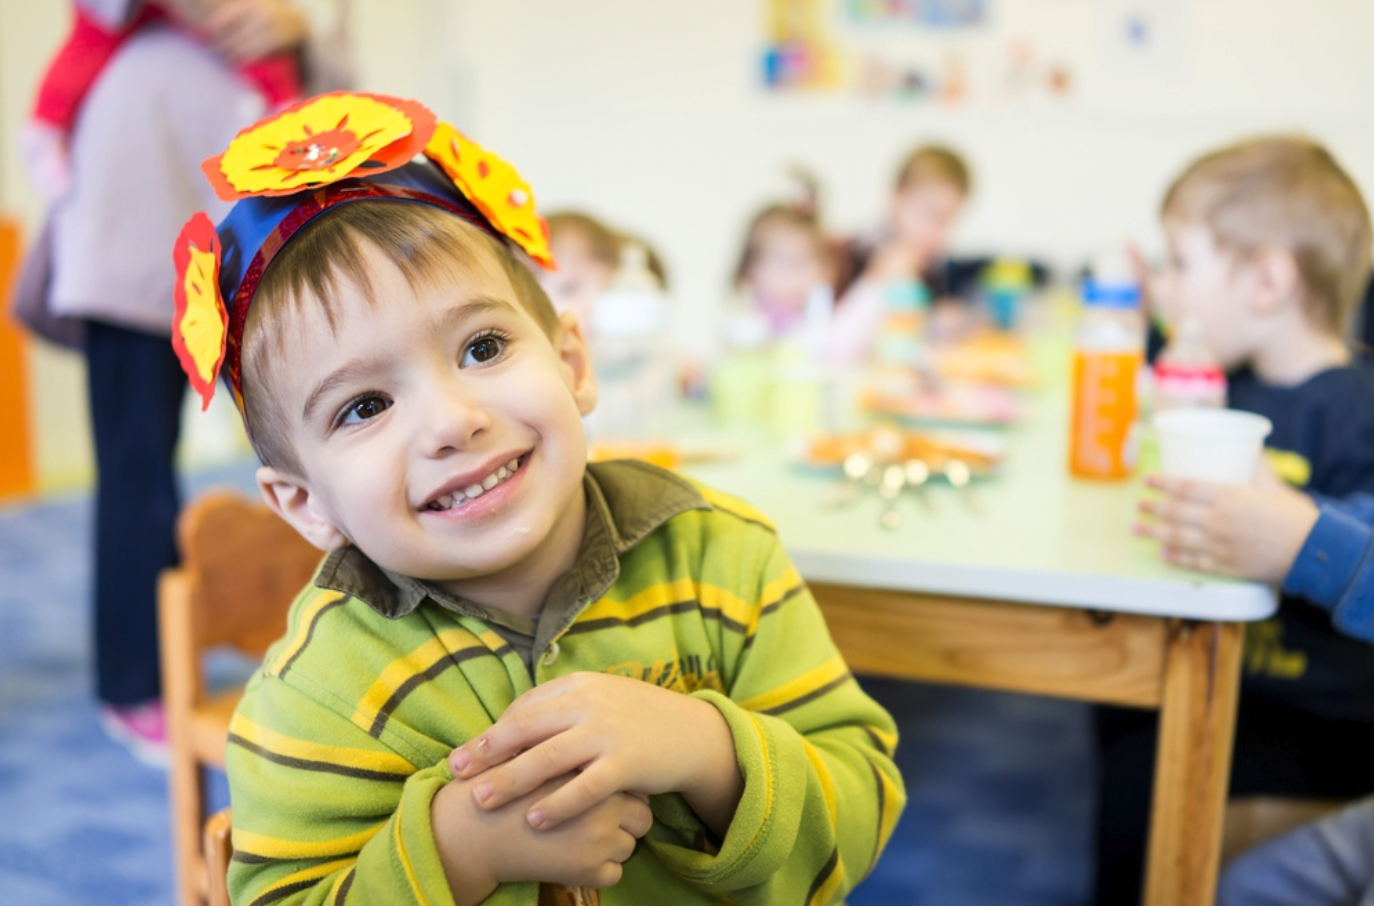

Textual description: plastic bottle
[1151,315,1227,412]
[587,243,672,443]
[981,257,1034,331]
[1069,251,1144,480]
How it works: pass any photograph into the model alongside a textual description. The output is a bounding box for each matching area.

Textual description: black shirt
[1228,359,1374,720]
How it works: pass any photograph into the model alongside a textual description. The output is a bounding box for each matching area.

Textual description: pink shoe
[100,700,169,768]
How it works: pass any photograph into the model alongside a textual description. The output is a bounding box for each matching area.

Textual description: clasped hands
[434,672,741,900]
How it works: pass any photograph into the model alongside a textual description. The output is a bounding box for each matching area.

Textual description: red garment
[32,3,300,131]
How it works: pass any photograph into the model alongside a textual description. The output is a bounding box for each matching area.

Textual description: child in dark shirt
[1095,135,1374,905]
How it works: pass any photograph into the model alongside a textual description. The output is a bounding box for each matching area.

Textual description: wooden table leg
[1142,620,1244,906]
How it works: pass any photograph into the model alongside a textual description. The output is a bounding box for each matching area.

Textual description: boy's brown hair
[241,201,560,474]
[1162,136,1372,335]
[895,144,972,195]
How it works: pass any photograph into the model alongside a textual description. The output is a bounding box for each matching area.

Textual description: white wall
[7,0,1374,486]
[435,0,1374,355]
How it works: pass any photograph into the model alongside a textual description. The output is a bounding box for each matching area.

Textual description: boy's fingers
[471,735,593,811]
[453,699,574,777]
[620,795,654,838]
[527,764,620,830]
[1144,475,1219,504]
[1140,496,1210,529]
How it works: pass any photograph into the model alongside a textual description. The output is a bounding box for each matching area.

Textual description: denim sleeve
[1283,504,1374,644]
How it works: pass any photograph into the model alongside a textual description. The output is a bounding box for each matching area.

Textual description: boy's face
[258,240,597,596]
[1157,219,1263,371]
[890,180,965,263]
[537,233,615,334]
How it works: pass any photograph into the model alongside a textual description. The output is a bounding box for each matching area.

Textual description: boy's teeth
[428,457,524,511]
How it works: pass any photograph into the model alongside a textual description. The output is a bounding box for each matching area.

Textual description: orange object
[1069,348,1141,479]
[588,442,681,471]
[0,217,34,501]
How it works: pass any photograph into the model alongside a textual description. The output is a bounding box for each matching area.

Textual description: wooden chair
[204,808,234,906]
[160,490,321,906]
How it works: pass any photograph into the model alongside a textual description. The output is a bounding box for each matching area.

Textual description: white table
[682,333,1277,906]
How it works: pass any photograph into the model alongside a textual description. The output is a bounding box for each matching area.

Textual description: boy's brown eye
[462,333,507,367]
[340,395,391,426]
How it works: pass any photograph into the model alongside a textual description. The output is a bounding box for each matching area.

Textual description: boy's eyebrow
[300,296,524,423]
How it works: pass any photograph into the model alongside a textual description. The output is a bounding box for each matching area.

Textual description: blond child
[171,92,902,905]
[829,144,972,363]
[1097,135,1374,905]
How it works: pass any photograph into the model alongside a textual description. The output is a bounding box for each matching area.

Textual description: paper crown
[171,91,555,412]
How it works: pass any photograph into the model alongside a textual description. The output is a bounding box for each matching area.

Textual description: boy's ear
[554,311,598,416]
[1249,246,1302,316]
[256,466,350,552]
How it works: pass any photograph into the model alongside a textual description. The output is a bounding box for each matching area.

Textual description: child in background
[726,174,836,346]
[538,210,668,330]
[22,0,304,200]
[828,144,972,364]
[1095,135,1374,905]
[175,92,902,905]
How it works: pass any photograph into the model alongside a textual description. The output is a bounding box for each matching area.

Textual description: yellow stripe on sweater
[394,796,434,906]
[351,628,490,732]
[739,655,849,715]
[247,857,355,905]
[269,591,342,676]
[233,822,385,862]
[803,739,838,826]
[230,713,418,775]
[578,576,699,624]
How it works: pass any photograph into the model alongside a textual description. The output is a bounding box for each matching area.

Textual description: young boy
[1094,135,1374,904]
[829,144,974,363]
[173,92,903,905]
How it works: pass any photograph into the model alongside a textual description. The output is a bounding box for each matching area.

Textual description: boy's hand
[1134,475,1319,582]
[450,672,743,837]
[433,772,651,903]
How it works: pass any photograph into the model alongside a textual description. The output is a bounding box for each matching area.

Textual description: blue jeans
[1219,797,1374,906]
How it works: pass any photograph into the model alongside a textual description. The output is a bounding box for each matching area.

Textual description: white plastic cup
[1152,409,1273,485]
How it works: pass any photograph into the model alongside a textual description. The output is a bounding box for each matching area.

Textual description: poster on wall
[759,0,1075,107]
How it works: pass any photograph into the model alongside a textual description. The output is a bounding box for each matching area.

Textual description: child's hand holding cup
[1136,409,1318,580]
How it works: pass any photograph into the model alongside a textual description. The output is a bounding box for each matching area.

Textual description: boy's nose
[416,382,491,456]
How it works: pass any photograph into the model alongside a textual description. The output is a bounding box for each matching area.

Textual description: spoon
[942,457,982,513]
[822,451,874,508]
[878,464,906,531]
[903,458,936,512]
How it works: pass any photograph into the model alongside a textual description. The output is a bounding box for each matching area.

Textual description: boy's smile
[258,238,597,615]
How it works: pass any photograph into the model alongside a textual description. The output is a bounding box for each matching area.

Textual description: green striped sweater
[226,460,904,905]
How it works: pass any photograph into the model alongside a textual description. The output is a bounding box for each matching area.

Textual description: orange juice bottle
[1069,262,1143,480]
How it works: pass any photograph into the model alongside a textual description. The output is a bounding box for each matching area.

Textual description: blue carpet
[0,460,1093,904]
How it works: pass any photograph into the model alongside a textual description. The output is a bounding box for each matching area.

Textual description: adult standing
[15,0,349,763]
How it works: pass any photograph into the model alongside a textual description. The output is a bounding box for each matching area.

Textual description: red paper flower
[171,213,226,409]
[202,92,437,201]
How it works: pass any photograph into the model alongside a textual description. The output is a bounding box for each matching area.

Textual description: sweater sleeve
[226,672,539,906]
[646,535,905,902]
[1283,503,1374,645]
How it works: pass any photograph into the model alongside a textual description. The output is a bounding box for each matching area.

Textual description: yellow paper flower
[424,122,554,269]
[171,213,226,410]
[203,92,436,201]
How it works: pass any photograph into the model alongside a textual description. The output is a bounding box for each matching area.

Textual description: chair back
[176,490,322,656]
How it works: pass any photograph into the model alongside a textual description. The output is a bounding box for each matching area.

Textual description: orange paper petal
[423,122,555,270]
[202,92,437,201]
[171,213,226,410]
